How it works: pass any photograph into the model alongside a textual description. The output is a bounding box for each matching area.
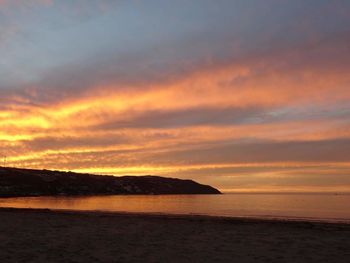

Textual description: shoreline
[1,207,349,227]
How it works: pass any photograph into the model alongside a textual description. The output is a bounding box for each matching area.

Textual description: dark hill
[0,167,221,197]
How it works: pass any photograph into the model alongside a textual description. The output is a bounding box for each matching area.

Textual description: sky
[1,0,350,192]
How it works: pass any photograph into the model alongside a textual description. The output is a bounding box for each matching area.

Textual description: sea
[0,193,349,223]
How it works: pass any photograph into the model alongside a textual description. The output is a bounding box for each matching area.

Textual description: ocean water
[0,193,349,223]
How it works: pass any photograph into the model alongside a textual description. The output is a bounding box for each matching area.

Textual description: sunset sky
[1,0,350,192]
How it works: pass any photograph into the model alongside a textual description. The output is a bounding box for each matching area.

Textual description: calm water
[0,194,349,223]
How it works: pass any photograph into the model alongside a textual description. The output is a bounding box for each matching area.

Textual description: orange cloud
[1,29,350,193]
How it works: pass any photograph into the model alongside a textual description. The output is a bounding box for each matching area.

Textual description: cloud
[1,0,350,192]
[145,138,350,165]
[2,26,349,109]
[0,0,52,9]
[97,107,265,129]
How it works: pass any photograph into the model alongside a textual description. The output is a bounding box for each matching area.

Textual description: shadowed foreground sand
[0,208,349,263]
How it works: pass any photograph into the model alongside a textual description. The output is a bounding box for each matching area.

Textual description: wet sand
[0,208,349,263]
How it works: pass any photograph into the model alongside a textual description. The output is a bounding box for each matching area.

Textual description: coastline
[1,207,349,262]
[1,207,350,226]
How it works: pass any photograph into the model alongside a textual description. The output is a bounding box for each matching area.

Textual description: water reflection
[0,194,349,222]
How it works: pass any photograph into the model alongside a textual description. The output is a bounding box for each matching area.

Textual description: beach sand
[0,208,349,263]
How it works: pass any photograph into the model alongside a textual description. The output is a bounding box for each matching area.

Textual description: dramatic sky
[1,0,350,192]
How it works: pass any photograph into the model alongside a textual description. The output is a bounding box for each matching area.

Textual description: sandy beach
[0,208,349,263]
